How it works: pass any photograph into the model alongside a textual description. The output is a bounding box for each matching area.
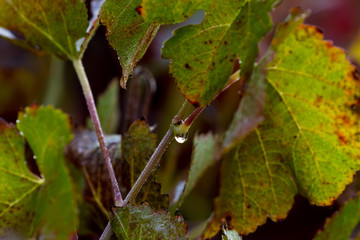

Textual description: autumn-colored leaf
[142,0,280,106]
[205,9,360,237]
[0,0,88,59]
[0,105,76,239]
[100,0,159,88]
[111,203,188,240]
[66,129,122,215]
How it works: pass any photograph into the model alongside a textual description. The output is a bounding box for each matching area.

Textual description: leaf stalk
[72,58,123,206]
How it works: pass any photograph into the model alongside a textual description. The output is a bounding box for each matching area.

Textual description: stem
[121,100,192,207]
[121,128,174,206]
[184,106,205,127]
[72,59,123,206]
[99,222,112,240]
[79,20,100,59]
[172,100,192,124]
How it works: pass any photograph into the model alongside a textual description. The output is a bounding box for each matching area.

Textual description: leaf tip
[120,75,128,89]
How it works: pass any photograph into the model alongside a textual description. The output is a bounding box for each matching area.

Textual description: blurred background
[1,0,360,239]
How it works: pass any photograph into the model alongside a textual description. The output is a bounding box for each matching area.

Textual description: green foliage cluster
[0,0,359,239]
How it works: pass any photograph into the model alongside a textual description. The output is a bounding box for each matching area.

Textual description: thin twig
[121,128,174,206]
[73,59,123,206]
[79,20,100,59]
[99,222,112,240]
[184,106,205,127]
[121,100,192,207]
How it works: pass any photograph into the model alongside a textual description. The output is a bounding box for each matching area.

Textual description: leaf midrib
[266,78,329,200]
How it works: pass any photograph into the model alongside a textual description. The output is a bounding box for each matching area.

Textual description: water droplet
[33,155,37,160]
[16,120,20,124]
[175,132,188,144]
[19,132,24,136]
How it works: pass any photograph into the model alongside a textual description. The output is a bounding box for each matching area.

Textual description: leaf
[0,105,76,239]
[222,60,266,151]
[87,78,120,134]
[110,203,188,240]
[175,133,219,207]
[314,195,360,240]
[205,9,360,236]
[266,9,360,203]
[142,0,280,106]
[67,129,122,226]
[122,120,169,210]
[0,120,43,237]
[0,0,88,59]
[100,0,160,88]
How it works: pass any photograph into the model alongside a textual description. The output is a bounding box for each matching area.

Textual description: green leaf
[122,120,169,210]
[314,196,360,240]
[0,0,88,59]
[100,0,160,88]
[222,60,266,151]
[266,10,360,203]
[176,133,219,208]
[110,203,188,240]
[0,105,76,239]
[87,78,120,134]
[0,120,43,237]
[142,0,279,106]
[205,9,360,236]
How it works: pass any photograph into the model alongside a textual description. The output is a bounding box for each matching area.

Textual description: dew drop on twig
[175,132,188,144]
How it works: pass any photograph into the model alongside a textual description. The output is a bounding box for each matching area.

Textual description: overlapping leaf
[0,120,43,237]
[111,203,188,240]
[100,0,159,88]
[205,10,360,236]
[176,133,219,208]
[314,195,360,240]
[142,0,280,106]
[0,105,76,239]
[122,120,169,210]
[0,0,88,59]
[222,60,266,151]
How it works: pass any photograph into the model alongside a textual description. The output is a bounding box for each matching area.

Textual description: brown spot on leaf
[336,131,348,145]
[352,69,360,81]
[192,102,200,108]
[185,63,192,70]
[316,96,323,104]
[136,6,142,15]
